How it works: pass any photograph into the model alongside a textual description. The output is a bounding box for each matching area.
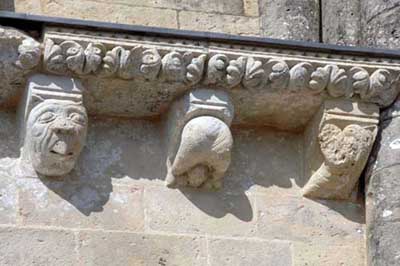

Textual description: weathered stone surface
[366,100,400,266]
[361,0,400,48]
[144,185,256,236]
[165,89,234,189]
[0,175,17,225]
[179,0,244,15]
[367,166,400,266]
[259,0,320,41]
[208,238,292,266]
[256,194,365,244]
[17,177,144,231]
[78,231,207,265]
[36,0,178,28]
[19,75,88,177]
[303,100,379,200]
[322,1,361,46]
[179,11,261,36]
[0,227,77,265]
[0,26,41,107]
[243,0,260,17]
[227,127,302,195]
[293,242,365,266]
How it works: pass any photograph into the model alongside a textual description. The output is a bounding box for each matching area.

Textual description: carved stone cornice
[42,27,400,108]
[0,19,397,195]
[0,25,398,131]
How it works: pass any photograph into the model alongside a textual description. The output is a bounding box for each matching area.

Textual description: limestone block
[243,0,260,17]
[18,74,88,177]
[78,231,207,266]
[165,89,234,189]
[322,0,361,46]
[0,174,17,225]
[259,0,320,41]
[17,177,144,231]
[361,0,400,49]
[367,166,400,266]
[178,11,261,36]
[365,100,400,266]
[179,0,244,15]
[293,242,365,266]
[303,99,379,200]
[0,227,77,265]
[207,238,292,266]
[256,194,365,244]
[40,0,178,28]
[144,186,256,237]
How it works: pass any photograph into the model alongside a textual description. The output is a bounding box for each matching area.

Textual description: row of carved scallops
[40,40,397,105]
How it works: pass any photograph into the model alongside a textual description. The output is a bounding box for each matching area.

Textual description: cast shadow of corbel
[37,168,113,216]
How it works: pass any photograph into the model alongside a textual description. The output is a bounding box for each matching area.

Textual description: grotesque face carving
[24,99,88,176]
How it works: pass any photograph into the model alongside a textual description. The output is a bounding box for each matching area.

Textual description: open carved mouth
[49,149,74,157]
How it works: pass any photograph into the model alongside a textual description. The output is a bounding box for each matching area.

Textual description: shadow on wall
[3,116,364,223]
[0,0,14,11]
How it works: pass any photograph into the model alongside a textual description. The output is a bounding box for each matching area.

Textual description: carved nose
[51,119,75,134]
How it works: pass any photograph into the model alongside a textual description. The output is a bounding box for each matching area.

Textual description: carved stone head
[20,74,87,177]
[24,99,87,176]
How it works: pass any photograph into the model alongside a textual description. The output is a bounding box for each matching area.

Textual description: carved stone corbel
[18,74,88,177]
[302,99,379,200]
[165,89,234,190]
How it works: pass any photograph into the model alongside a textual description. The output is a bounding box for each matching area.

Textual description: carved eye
[69,113,86,125]
[38,112,56,123]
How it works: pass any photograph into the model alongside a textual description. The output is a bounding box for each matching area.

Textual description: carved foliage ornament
[41,38,399,107]
[16,38,42,70]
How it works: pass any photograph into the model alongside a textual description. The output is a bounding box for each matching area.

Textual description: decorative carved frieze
[303,100,379,200]
[40,28,400,109]
[165,89,234,190]
[19,74,88,177]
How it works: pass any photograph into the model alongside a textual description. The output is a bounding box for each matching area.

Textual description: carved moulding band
[41,27,400,109]
[19,74,88,177]
[165,89,234,190]
[302,99,379,200]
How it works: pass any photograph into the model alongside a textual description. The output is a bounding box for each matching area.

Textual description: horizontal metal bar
[1,11,400,59]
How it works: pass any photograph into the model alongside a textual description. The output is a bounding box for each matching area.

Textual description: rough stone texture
[145,185,257,237]
[259,0,320,41]
[17,178,144,231]
[361,0,400,48]
[0,26,40,107]
[0,2,384,265]
[0,112,366,265]
[207,238,292,266]
[14,0,261,36]
[256,193,365,245]
[78,231,208,266]
[20,0,179,28]
[322,1,361,46]
[178,11,261,36]
[293,242,365,266]
[366,99,400,266]
[303,100,379,200]
[0,228,78,265]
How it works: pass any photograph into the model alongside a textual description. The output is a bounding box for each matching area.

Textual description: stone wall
[0,111,366,265]
[2,0,400,265]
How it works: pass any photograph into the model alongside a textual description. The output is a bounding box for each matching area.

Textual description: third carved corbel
[302,99,379,200]
[165,89,234,190]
